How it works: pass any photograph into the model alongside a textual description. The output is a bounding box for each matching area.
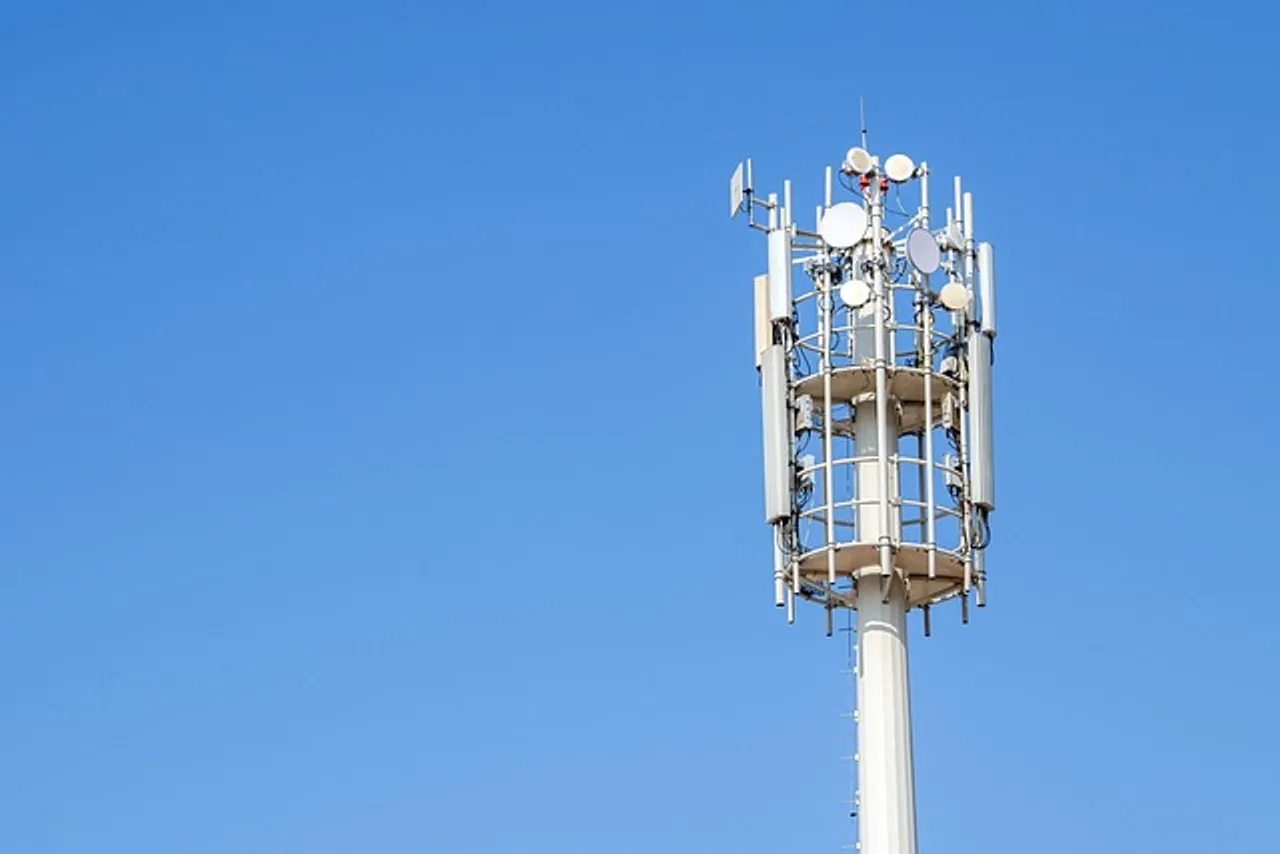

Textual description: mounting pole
[854,171,917,854]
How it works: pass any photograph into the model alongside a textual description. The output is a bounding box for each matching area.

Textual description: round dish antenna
[938,281,970,311]
[843,147,874,176]
[884,153,915,183]
[819,202,869,249]
[839,279,871,308]
[906,228,941,274]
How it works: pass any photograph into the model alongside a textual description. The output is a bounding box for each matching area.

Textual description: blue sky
[1,2,1276,852]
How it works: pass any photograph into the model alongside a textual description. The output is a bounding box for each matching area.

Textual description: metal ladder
[840,608,860,852]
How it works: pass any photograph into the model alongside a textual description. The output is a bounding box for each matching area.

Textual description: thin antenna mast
[859,97,869,149]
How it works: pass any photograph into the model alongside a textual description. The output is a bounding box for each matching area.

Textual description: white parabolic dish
[906,228,941,274]
[844,147,874,175]
[884,153,915,183]
[839,279,871,308]
[939,282,970,311]
[819,202,868,249]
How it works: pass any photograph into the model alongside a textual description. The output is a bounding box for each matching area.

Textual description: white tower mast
[731,140,997,854]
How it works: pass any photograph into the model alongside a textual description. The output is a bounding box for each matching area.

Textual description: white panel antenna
[730,161,745,218]
[968,331,995,510]
[767,199,793,322]
[752,274,770,368]
[760,344,792,523]
[977,242,997,336]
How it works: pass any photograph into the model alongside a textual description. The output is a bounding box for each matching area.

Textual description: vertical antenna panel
[767,227,793,322]
[977,242,997,337]
[730,162,745,218]
[753,274,770,368]
[760,343,793,523]
[967,331,995,511]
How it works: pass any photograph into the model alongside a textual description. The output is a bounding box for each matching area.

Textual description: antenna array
[731,141,998,854]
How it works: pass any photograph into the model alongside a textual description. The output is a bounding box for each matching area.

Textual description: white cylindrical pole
[855,567,916,854]
[855,401,916,854]
[853,177,917,854]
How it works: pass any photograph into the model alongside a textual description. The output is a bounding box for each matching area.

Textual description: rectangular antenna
[730,162,745,218]
[760,344,792,524]
[978,242,997,337]
[753,274,770,368]
[766,193,792,322]
[968,330,995,511]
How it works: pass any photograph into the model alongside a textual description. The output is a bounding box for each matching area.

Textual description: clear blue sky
[2,2,1276,852]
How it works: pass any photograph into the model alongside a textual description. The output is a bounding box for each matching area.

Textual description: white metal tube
[962,192,975,298]
[958,189,976,593]
[870,183,894,583]
[973,547,987,607]
[854,404,901,548]
[919,162,929,226]
[958,345,973,596]
[919,167,937,580]
[854,406,915,854]
[923,311,937,581]
[773,530,786,606]
[855,579,917,854]
[825,166,833,209]
[953,177,961,231]
[821,272,836,584]
[851,174,917,854]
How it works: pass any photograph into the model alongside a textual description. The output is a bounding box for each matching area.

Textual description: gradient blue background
[2,2,1275,852]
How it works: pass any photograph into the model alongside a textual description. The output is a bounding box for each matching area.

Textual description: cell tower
[730,140,997,854]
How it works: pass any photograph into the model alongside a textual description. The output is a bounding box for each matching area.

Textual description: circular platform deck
[795,541,967,608]
[792,366,960,434]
